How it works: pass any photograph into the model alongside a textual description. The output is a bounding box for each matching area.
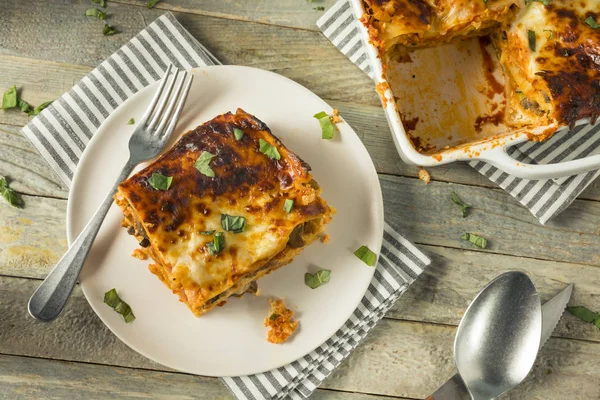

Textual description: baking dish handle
[476,146,600,180]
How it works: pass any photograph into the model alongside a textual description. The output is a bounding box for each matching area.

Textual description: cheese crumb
[330,108,342,124]
[131,249,148,260]
[418,168,431,184]
[265,298,298,344]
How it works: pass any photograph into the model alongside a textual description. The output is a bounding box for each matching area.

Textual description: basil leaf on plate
[283,199,294,213]
[1,85,17,109]
[147,172,173,190]
[451,191,471,217]
[461,233,488,249]
[127,118,135,125]
[259,139,281,160]
[0,176,23,208]
[313,111,334,139]
[304,269,331,289]
[221,214,247,233]
[568,306,600,329]
[354,245,377,266]
[103,288,135,323]
[207,232,225,255]
[233,127,244,141]
[85,8,106,20]
[195,151,216,177]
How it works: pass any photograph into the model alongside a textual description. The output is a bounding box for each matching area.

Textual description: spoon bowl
[454,271,542,400]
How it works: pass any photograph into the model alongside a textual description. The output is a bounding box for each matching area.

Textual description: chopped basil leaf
[567,306,600,329]
[1,85,17,109]
[585,16,600,29]
[18,98,33,115]
[127,118,135,125]
[528,30,536,52]
[194,151,216,177]
[313,111,334,139]
[207,232,224,255]
[221,214,246,233]
[147,172,172,190]
[200,230,215,236]
[451,191,471,217]
[304,270,331,289]
[354,245,377,266]
[233,127,244,141]
[103,288,135,323]
[103,24,118,36]
[544,29,554,39]
[92,0,107,7]
[461,233,488,249]
[31,101,53,116]
[146,0,161,8]
[269,313,281,321]
[284,199,294,213]
[0,176,23,208]
[314,6,325,10]
[259,139,281,160]
[85,8,106,20]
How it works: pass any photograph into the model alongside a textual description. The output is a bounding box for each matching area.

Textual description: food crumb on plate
[331,108,342,124]
[418,168,431,184]
[131,248,148,260]
[265,298,298,344]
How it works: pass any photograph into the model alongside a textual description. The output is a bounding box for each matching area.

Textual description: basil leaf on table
[451,191,471,217]
[1,85,17,109]
[568,306,600,329]
[85,8,106,20]
[103,24,118,36]
[461,233,488,249]
[0,176,23,208]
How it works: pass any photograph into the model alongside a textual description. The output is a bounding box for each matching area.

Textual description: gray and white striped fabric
[19,12,431,400]
[317,0,600,224]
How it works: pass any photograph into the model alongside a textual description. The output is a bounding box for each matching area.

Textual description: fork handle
[28,159,136,321]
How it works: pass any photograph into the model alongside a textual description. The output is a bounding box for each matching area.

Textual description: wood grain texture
[0,0,377,107]
[111,0,335,31]
[0,354,391,400]
[0,275,599,400]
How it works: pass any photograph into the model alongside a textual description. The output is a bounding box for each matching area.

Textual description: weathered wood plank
[0,123,69,198]
[0,0,377,107]
[0,354,392,400]
[111,0,335,31]
[391,245,600,343]
[3,56,600,203]
[0,276,598,399]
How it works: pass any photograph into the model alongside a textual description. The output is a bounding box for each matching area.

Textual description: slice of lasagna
[115,109,334,316]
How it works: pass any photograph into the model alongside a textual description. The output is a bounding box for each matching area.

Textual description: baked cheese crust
[115,109,334,316]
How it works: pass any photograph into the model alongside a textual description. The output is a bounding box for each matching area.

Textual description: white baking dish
[350,0,600,180]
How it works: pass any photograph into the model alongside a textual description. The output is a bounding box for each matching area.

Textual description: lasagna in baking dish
[115,109,334,316]
[362,0,600,151]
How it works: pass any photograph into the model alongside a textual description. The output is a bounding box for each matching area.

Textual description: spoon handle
[425,373,472,400]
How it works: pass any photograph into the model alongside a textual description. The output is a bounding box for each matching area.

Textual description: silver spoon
[453,271,542,400]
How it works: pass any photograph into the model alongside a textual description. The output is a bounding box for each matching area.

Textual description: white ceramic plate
[68,65,383,377]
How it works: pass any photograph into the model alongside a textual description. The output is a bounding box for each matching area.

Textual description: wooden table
[1,1,599,399]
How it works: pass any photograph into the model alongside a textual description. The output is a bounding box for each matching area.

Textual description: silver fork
[28,64,194,322]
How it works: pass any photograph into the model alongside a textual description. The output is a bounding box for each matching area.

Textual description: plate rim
[66,64,384,376]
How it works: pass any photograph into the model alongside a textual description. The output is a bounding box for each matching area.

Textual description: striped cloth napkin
[317,0,600,224]
[18,12,431,399]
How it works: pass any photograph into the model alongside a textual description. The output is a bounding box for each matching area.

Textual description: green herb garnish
[221,214,247,233]
[233,127,244,141]
[194,151,216,177]
[85,8,106,20]
[127,118,135,125]
[92,0,107,7]
[528,30,536,52]
[1,85,17,109]
[461,233,488,249]
[314,6,325,10]
[0,176,23,208]
[103,288,135,323]
[585,16,600,29]
[567,306,600,329]
[146,0,161,8]
[147,172,172,190]
[31,101,53,116]
[304,270,331,289]
[451,192,471,217]
[313,111,334,139]
[199,230,215,236]
[259,139,281,160]
[103,24,118,36]
[354,245,377,266]
[207,232,224,255]
[269,313,281,321]
[284,199,294,213]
